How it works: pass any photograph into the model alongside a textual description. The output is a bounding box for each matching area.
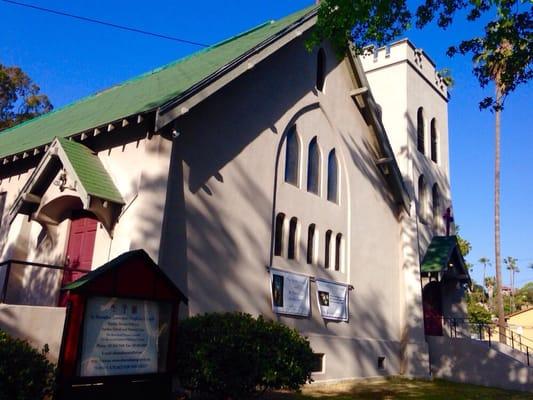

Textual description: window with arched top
[432,184,440,225]
[325,230,332,269]
[307,224,317,265]
[335,233,343,272]
[417,107,425,154]
[285,127,300,186]
[430,118,438,163]
[274,213,285,256]
[288,217,299,260]
[316,48,326,92]
[307,137,320,195]
[327,150,339,203]
[418,175,428,222]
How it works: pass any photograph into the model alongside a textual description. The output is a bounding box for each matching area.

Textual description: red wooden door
[423,282,443,336]
[59,213,98,305]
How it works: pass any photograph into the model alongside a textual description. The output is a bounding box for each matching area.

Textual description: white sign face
[316,279,349,322]
[270,268,310,317]
[80,297,159,377]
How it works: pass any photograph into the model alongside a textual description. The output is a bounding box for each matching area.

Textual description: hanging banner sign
[315,279,349,321]
[270,268,310,317]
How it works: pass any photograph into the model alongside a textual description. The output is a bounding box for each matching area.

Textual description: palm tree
[482,39,513,343]
[504,256,519,313]
[478,257,491,289]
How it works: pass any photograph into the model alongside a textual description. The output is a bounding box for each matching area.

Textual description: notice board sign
[80,297,161,377]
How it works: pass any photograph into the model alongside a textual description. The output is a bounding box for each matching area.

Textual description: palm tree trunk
[494,83,505,343]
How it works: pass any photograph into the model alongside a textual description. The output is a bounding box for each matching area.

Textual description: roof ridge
[0,5,317,158]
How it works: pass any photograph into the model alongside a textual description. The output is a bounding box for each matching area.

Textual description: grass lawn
[266,377,533,400]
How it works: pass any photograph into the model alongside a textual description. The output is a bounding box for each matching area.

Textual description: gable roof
[62,249,188,304]
[56,137,124,204]
[8,137,123,225]
[0,5,316,160]
[421,236,470,283]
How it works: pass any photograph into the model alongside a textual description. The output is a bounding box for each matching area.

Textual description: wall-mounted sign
[316,279,349,321]
[270,268,310,317]
[80,297,160,377]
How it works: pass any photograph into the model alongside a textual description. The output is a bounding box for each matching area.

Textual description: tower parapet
[361,39,448,100]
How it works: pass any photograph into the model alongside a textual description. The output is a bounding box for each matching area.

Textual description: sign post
[55,250,187,400]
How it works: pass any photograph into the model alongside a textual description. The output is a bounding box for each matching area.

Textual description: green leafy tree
[504,256,519,312]
[0,63,52,131]
[455,225,471,258]
[311,0,531,344]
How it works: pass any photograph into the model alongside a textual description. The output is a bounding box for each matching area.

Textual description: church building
[0,5,471,383]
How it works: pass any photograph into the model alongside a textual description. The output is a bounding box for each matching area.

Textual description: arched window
[417,107,425,154]
[316,48,326,92]
[307,224,317,265]
[307,137,320,194]
[432,184,440,225]
[325,230,332,269]
[288,217,299,260]
[430,118,438,163]
[335,233,343,271]
[285,127,300,186]
[327,150,339,203]
[418,175,427,221]
[274,213,285,256]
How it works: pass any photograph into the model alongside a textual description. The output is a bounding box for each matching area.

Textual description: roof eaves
[155,7,318,130]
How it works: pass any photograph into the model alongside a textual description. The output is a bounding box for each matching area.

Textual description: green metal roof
[420,236,462,273]
[0,6,316,159]
[57,137,124,204]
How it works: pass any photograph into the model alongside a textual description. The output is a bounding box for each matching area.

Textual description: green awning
[57,137,123,204]
[420,236,469,281]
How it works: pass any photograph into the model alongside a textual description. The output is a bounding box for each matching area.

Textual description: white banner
[80,297,160,377]
[316,279,349,321]
[270,268,310,317]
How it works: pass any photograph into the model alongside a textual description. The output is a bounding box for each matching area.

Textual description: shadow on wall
[428,336,533,392]
[134,38,431,379]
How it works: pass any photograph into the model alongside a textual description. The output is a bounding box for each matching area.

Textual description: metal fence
[0,259,88,307]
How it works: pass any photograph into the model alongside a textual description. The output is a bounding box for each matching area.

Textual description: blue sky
[2,1,531,288]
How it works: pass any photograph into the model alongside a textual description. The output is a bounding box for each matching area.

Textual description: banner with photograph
[270,268,310,317]
[315,279,349,321]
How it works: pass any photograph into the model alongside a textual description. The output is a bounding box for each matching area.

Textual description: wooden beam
[121,119,129,128]
[107,123,115,132]
[22,193,41,204]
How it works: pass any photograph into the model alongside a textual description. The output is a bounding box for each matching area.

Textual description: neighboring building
[0,6,470,382]
[506,308,533,348]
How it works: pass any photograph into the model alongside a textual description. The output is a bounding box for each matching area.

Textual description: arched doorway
[58,211,98,306]
[423,281,443,336]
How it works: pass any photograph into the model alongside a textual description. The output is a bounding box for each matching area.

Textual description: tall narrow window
[307,137,320,194]
[417,107,425,154]
[285,127,300,186]
[325,230,332,269]
[274,213,285,256]
[335,233,343,271]
[288,217,299,260]
[327,150,338,203]
[430,118,438,163]
[432,184,440,225]
[307,224,316,264]
[0,192,6,229]
[418,175,427,222]
[316,48,326,92]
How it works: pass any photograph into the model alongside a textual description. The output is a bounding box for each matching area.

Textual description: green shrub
[176,312,315,399]
[0,330,55,400]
